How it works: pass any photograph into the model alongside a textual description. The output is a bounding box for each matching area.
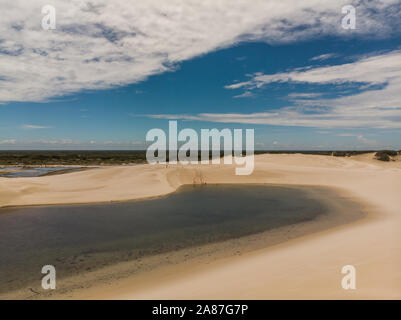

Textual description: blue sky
[0,1,400,150]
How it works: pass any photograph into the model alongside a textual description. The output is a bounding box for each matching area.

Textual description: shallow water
[0,184,362,296]
[0,167,83,178]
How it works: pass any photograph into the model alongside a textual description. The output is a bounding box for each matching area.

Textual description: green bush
[374,150,397,161]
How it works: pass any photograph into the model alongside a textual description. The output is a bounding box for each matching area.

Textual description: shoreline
[0,153,400,299]
[0,181,356,210]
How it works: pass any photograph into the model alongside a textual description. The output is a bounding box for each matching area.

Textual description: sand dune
[1,153,400,299]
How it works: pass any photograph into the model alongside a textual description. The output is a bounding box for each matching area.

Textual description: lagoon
[0,166,86,178]
[0,184,364,297]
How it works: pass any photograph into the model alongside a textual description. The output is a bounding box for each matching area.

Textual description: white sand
[1,153,400,299]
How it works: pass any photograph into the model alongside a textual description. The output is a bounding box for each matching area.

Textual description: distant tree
[374,150,396,161]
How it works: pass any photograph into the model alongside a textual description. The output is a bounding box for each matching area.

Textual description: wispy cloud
[233,91,254,98]
[309,53,337,61]
[319,132,378,145]
[356,135,377,145]
[225,50,401,90]
[146,110,401,129]
[336,133,359,137]
[220,50,401,129]
[1,0,400,103]
[288,93,322,99]
[0,139,16,144]
[21,124,53,129]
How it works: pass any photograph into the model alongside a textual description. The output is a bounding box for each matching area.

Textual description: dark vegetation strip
[0,150,399,165]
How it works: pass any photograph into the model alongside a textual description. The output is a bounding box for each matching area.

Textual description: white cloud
[0,139,16,144]
[309,53,337,61]
[233,91,254,98]
[356,134,376,145]
[220,50,401,128]
[21,124,52,129]
[229,50,401,88]
[317,132,377,145]
[1,0,400,103]
[288,93,322,99]
[336,133,359,137]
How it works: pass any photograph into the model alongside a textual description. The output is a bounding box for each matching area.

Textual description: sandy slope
[1,153,400,299]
